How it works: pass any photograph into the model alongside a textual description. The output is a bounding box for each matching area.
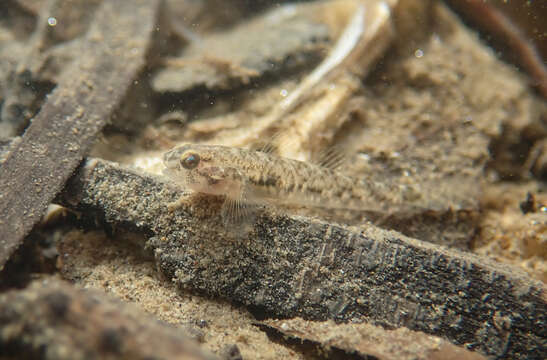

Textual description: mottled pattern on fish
[163,144,422,213]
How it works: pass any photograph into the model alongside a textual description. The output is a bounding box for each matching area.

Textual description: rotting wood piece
[0,0,161,270]
[59,158,547,360]
[0,279,217,360]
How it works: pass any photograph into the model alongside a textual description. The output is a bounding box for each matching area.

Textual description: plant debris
[0,278,217,360]
[0,0,161,270]
[259,318,487,360]
[152,1,331,94]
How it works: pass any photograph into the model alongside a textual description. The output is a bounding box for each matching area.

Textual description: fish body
[163,144,420,216]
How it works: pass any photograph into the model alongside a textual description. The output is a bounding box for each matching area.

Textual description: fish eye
[181,152,200,169]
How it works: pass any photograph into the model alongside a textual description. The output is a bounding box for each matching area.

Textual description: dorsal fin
[249,131,281,154]
[250,131,295,155]
[255,140,278,155]
[220,178,259,232]
[314,146,346,170]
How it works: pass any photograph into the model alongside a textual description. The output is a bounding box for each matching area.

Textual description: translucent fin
[250,131,283,155]
[254,140,278,155]
[250,131,296,155]
[220,198,259,231]
[315,146,346,170]
[220,179,258,227]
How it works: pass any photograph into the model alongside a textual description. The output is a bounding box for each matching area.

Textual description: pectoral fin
[220,178,259,229]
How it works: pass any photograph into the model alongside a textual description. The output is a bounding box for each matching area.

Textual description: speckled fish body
[163,144,417,212]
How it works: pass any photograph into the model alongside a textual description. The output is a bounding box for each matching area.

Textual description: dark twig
[445,0,547,100]
[0,0,161,270]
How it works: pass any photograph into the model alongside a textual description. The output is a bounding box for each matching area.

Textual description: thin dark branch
[0,0,161,270]
[445,0,547,99]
